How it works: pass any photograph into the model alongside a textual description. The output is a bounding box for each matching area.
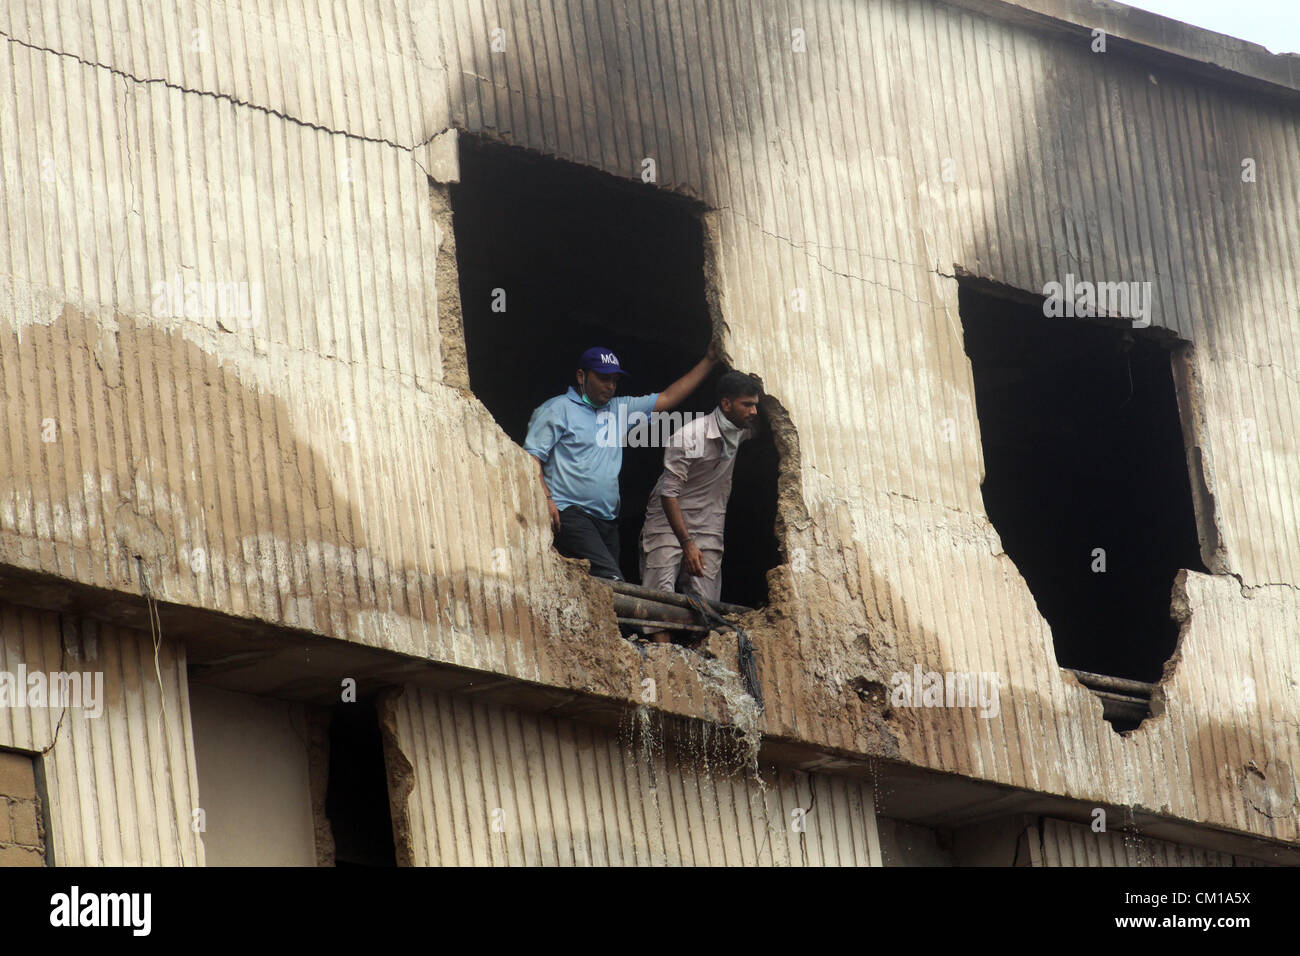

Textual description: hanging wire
[137,556,191,866]
[683,595,764,712]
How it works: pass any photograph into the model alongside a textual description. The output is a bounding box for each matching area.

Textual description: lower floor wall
[879,814,1267,866]
[0,603,203,865]
[1036,818,1262,867]
[382,685,884,866]
[0,598,1284,867]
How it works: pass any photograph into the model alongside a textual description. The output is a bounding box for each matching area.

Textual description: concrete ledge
[940,0,1300,99]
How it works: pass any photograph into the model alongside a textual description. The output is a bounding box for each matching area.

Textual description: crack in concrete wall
[0,26,441,155]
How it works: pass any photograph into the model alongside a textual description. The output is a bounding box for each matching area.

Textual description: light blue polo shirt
[524,387,659,521]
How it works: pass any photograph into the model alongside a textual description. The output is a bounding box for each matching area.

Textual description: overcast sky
[1121,0,1300,54]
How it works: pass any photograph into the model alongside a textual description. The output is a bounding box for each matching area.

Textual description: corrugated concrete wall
[385,684,882,865]
[0,0,613,677]
[0,603,203,865]
[1038,817,1259,866]
[885,812,1267,865]
[0,0,1296,848]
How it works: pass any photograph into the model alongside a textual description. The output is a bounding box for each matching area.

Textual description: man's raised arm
[653,337,722,412]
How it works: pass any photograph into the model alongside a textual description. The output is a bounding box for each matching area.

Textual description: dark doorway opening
[450,135,778,607]
[325,696,396,867]
[959,281,1205,707]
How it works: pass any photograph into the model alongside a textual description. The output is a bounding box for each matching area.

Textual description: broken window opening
[958,280,1206,730]
[449,135,779,608]
[325,695,397,867]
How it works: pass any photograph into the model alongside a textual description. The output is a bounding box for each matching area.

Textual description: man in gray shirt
[638,371,762,642]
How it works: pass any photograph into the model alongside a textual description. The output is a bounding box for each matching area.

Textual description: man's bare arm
[653,338,721,412]
[663,496,704,576]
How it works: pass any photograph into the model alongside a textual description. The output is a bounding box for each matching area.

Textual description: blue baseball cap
[578,346,629,376]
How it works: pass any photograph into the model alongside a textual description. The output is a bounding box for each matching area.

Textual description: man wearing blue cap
[524,340,720,580]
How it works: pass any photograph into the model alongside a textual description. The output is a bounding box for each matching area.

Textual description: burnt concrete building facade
[0,0,1296,865]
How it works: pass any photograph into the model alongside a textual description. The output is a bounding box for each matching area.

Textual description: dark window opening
[959,281,1206,727]
[449,136,778,607]
[325,696,396,867]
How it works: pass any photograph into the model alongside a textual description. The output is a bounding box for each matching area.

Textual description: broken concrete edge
[1053,664,1116,729]
[1170,343,1232,575]
[31,752,54,866]
[446,127,713,206]
[431,182,471,393]
[945,0,1300,100]
[1150,568,1196,723]
[304,707,336,867]
[376,688,417,868]
[1053,567,1206,735]
[414,128,460,184]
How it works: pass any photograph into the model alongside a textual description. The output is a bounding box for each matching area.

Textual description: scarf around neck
[717,407,744,459]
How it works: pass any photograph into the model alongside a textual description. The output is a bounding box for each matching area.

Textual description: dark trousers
[555,506,624,580]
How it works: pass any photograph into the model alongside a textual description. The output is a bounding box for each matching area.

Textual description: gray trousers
[638,542,722,633]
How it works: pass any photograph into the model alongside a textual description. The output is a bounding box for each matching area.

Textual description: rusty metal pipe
[616,617,708,633]
[612,593,700,629]
[1065,668,1156,698]
[608,580,752,618]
